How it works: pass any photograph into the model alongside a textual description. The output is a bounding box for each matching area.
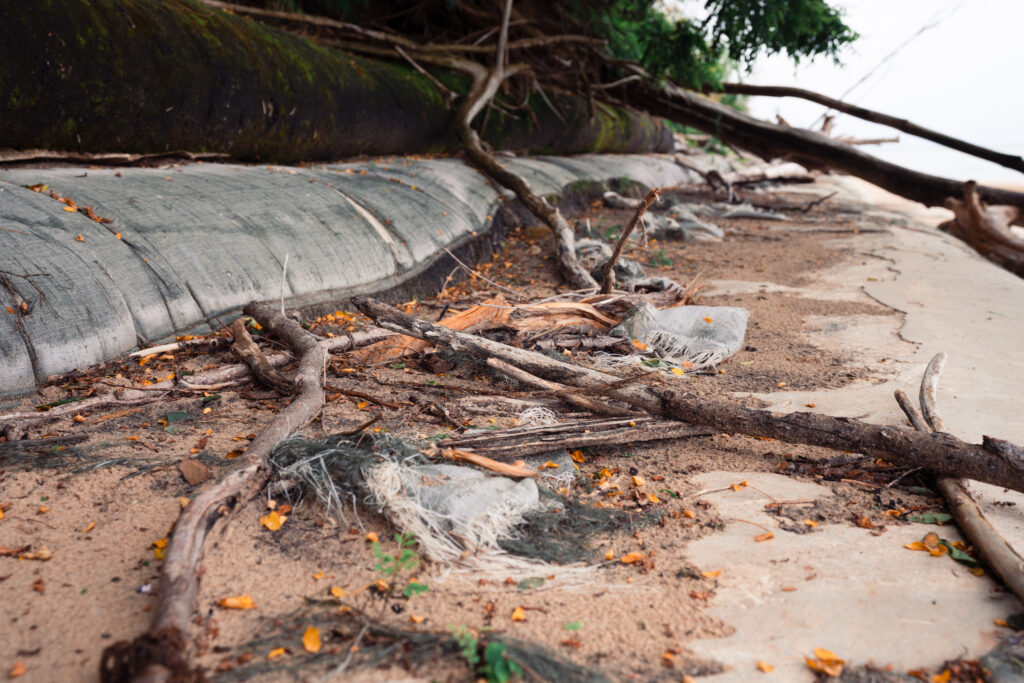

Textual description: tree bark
[714,83,1024,175]
[353,296,1024,493]
[941,182,1024,277]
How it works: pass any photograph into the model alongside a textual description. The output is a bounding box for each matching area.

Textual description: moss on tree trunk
[0,0,672,161]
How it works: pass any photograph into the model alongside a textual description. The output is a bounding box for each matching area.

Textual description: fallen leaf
[511,606,526,621]
[932,670,951,683]
[995,618,1009,627]
[313,571,323,581]
[703,316,713,323]
[330,586,346,598]
[0,545,29,557]
[648,493,662,503]
[757,660,774,673]
[671,367,685,376]
[754,532,774,542]
[569,450,585,463]
[731,479,748,492]
[82,522,96,533]
[805,648,845,677]
[683,510,696,519]
[260,511,286,531]
[631,475,645,486]
[19,547,53,561]
[9,662,26,678]
[302,626,321,653]
[409,614,425,623]
[267,647,286,659]
[4,306,13,315]
[604,549,615,560]
[620,552,645,564]
[178,497,191,509]
[662,651,676,667]
[700,569,722,579]
[365,532,379,543]
[65,206,78,213]
[803,519,819,528]
[219,595,256,610]
[178,459,212,486]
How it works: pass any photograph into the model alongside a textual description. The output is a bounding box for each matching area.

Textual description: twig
[338,413,382,436]
[442,247,524,300]
[434,447,537,479]
[798,191,837,213]
[230,318,295,395]
[0,434,89,451]
[394,45,456,105]
[599,188,660,294]
[487,358,634,417]
[324,385,403,409]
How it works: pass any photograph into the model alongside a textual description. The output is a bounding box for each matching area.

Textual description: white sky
[698,0,1024,182]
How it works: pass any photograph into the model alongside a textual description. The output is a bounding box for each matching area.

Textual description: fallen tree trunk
[713,83,1024,175]
[353,296,1024,493]
[940,182,1024,277]
[627,81,1024,214]
[100,302,333,683]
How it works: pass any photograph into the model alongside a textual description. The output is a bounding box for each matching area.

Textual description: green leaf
[164,411,190,433]
[658,489,680,499]
[36,396,87,411]
[906,486,936,496]
[517,577,545,592]
[389,362,406,369]
[908,513,953,525]
[201,394,221,404]
[641,359,664,368]
[939,540,979,567]
[404,581,429,598]
[563,620,582,631]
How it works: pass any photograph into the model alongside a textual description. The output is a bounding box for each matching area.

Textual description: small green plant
[450,627,523,683]
[371,532,429,599]
[649,248,673,267]
[603,224,621,241]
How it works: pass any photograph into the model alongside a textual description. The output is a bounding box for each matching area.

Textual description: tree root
[940,181,1024,277]
[99,302,348,683]
[353,296,1024,492]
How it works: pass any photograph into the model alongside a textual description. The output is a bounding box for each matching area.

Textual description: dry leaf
[648,493,662,503]
[9,662,27,678]
[19,547,53,561]
[511,606,526,621]
[604,549,615,560]
[932,670,951,683]
[220,595,256,610]
[620,552,645,564]
[731,479,748,491]
[267,647,286,659]
[302,626,322,653]
[409,615,425,624]
[670,367,685,376]
[260,510,286,531]
[757,660,774,673]
[569,450,585,463]
[683,510,695,519]
[313,571,323,581]
[82,522,96,533]
[330,586,346,598]
[805,648,844,677]
[631,475,645,486]
[365,532,379,543]
[754,532,774,542]
[0,545,28,557]
[700,569,721,579]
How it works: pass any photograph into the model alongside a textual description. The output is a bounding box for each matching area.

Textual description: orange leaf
[511,606,526,621]
[620,552,645,564]
[4,306,13,315]
[731,479,748,491]
[700,570,722,579]
[754,532,774,542]
[648,493,662,503]
[670,367,685,376]
[803,519,819,528]
[302,626,322,653]
[267,647,287,659]
[703,316,713,323]
[631,475,645,486]
[330,586,346,598]
[604,549,615,560]
[260,510,286,531]
[569,450,585,463]
[82,522,96,533]
[683,510,695,519]
[220,595,256,610]
[365,532,379,543]
[757,660,774,673]
[9,662,27,678]
[805,648,845,677]
[409,614,425,623]
[64,206,78,212]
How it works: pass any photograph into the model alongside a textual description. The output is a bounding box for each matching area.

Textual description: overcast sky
[721,0,1023,183]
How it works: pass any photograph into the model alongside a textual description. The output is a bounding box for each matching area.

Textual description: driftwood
[894,355,1024,606]
[129,337,231,358]
[230,318,295,395]
[100,302,338,683]
[940,181,1024,277]
[353,296,1024,492]
[714,83,1024,175]
[442,415,712,459]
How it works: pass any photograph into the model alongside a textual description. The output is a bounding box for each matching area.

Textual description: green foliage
[450,627,524,682]
[565,0,857,88]
[451,625,480,668]
[371,532,429,598]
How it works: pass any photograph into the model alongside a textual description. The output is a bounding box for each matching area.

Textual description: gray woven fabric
[0,155,691,398]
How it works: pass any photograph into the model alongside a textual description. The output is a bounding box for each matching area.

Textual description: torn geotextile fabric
[610,302,749,369]
[269,432,654,570]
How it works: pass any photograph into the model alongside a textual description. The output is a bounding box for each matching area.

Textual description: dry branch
[486,358,634,417]
[353,296,1024,492]
[715,83,1024,175]
[101,302,336,683]
[230,318,295,395]
[599,188,659,294]
[894,355,1024,607]
[442,415,711,459]
[940,182,1024,277]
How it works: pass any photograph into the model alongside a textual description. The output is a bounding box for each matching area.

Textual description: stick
[230,318,295,395]
[352,296,1024,492]
[0,434,89,451]
[101,301,334,682]
[438,447,537,478]
[128,337,230,358]
[920,352,947,432]
[599,187,659,294]
[487,358,634,417]
[893,356,1024,607]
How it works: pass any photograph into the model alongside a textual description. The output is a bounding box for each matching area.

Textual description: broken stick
[352,296,1024,493]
